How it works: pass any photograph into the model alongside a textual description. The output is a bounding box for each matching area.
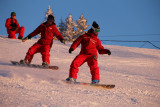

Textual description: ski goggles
[92,26,100,32]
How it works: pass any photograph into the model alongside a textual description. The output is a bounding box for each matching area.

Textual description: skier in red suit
[66,21,111,84]
[5,12,25,39]
[20,15,66,66]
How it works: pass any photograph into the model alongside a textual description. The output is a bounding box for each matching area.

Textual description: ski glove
[69,48,73,54]
[106,50,111,55]
[22,35,32,42]
[60,39,66,45]
[22,37,28,42]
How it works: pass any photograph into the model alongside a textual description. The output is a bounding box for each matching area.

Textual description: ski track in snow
[0,36,160,107]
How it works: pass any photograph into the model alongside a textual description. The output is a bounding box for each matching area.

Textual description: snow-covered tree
[58,14,90,41]
[63,14,78,41]
[45,5,54,21]
[76,14,90,35]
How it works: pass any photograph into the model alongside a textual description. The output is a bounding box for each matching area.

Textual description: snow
[0,35,160,107]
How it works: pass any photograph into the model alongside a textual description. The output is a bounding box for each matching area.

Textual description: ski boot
[20,59,29,64]
[42,62,49,67]
[66,77,76,83]
[18,37,23,40]
[91,79,99,84]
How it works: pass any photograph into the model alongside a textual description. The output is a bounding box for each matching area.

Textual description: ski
[65,81,115,89]
[11,61,59,70]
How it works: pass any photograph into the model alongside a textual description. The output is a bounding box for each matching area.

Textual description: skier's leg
[87,55,100,81]
[17,26,25,39]
[69,54,87,79]
[8,30,16,39]
[41,45,51,65]
[24,43,41,63]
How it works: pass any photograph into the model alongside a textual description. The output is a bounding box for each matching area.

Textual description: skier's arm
[23,25,41,42]
[5,19,12,30]
[28,24,42,38]
[97,39,111,55]
[53,26,66,44]
[22,24,42,42]
[70,35,83,51]
[15,19,20,28]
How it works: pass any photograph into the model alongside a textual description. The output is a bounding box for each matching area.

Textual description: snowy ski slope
[0,36,160,107]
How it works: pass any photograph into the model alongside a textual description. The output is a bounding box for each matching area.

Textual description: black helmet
[91,21,100,32]
[11,12,16,16]
[47,15,55,21]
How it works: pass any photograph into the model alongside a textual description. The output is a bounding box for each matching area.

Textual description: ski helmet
[11,12,16,16]
[47,15,55,21]
[91,21,100,32]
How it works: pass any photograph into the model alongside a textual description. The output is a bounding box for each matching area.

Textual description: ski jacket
[5,18,20,30]
[28,22,64,45]
[70,32,109,56]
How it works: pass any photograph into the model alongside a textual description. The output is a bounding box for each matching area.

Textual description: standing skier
[20,15,65,66]
[5,12,25,39]
[66,21,111,84]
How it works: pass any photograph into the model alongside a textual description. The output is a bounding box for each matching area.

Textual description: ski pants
[25,43,51,64]
[69,54,100,81]
[7,26,25,39]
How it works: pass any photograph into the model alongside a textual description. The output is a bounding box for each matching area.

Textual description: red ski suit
[69,32,109,81]
[25,22,64,64]
[5,18,25,39]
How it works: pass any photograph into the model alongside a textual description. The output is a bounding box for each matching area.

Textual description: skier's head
[47,15,55,26]
[88,21,100,36]
[47,15,55,22]
[91,21,100,33]
[11,12,16,19]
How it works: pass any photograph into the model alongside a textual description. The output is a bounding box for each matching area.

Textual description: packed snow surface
[0,35,160,107]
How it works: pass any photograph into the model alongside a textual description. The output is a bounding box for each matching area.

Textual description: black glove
[69,48,73,54]
[106,50,111,55]
[27,35,32,39]
[60,39,66,45]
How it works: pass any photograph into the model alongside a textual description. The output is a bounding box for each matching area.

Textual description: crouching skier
[20,15,66,67]
[5,12,25,39]
[66,21,111,84]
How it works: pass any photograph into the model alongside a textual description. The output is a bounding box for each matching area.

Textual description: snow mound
[0,35,160,107]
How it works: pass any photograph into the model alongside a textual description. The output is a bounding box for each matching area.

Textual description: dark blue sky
[0,0,160,49]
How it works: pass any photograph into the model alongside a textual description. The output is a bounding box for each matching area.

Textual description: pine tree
[76,14,90,35]
[58,18,67,34]
[63,14,77,41]
[58,14,90,41]
[45,5,54,21]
